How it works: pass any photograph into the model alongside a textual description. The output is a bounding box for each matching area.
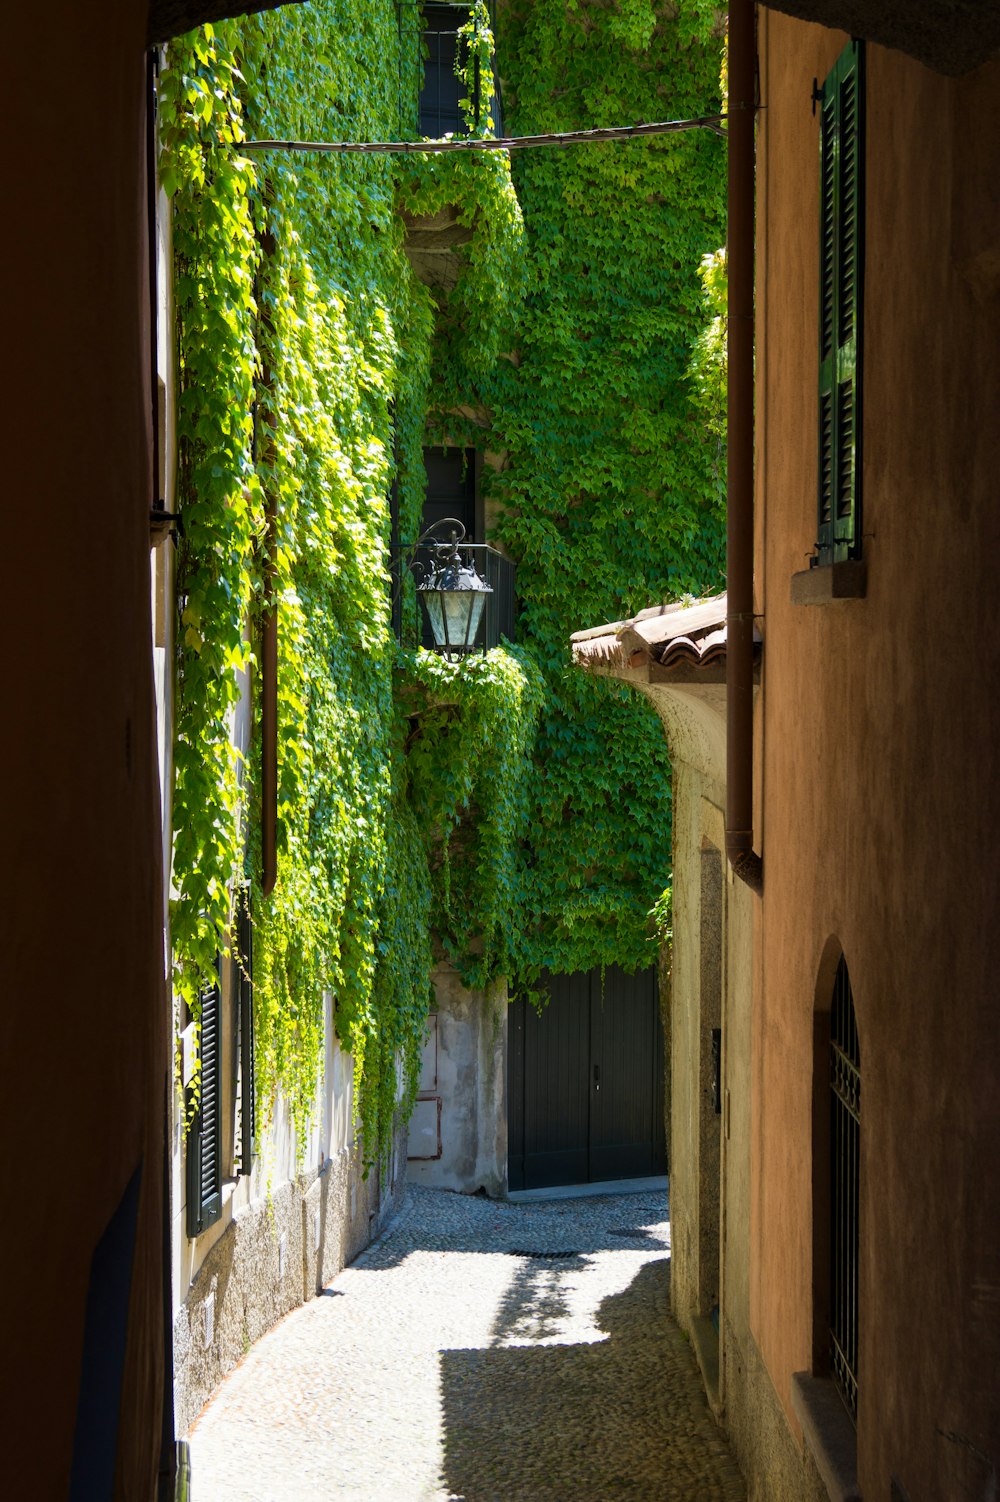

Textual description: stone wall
[175,1120,406,1434]
[724,1327,828,1502]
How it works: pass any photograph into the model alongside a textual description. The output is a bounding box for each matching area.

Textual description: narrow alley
[189,1185,745,1501]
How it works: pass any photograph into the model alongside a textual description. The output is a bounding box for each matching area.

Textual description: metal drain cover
[509,1248,581,1260]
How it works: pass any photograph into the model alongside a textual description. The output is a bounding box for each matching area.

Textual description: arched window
[829,954,860,1420]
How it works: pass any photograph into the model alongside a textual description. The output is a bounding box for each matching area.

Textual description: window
[816,42,865,566]
[185,890,256,1239]
[829,953,860,1420]
[186,961,223,1238]
[236,889,257,1176]
[418,3,501,139]
[422,444,479,541]
[793,949,862,1483]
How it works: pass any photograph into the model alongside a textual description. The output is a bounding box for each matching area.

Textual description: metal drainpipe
[726,0,763,895]
[260,350,278,898]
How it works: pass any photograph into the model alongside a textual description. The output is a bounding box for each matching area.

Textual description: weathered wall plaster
[641,682,755,1453]
[174,1116,405,1434]
[407,964,508,1197]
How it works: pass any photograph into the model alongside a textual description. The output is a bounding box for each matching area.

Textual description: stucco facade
[649,682,756,1425]
[574,14,1000,1499]
[407,964,508,1197]
[745,10,1000,1500]
[572,604,795,1489]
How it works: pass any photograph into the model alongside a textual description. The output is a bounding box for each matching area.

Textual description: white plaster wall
[407,964,507,1196]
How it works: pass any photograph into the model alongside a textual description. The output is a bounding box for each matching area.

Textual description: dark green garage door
[507,965,666,1191]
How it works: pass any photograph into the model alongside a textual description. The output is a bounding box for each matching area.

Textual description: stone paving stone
[189,1183,745,1501]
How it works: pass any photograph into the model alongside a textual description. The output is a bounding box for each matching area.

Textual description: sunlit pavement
[189,1183,744,1501]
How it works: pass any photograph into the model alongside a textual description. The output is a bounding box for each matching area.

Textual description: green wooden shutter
[237,891,256,1176]
[186,966,223,1238]
[817,42,864,564]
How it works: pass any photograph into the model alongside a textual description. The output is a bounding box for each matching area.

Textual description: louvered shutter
[237,891,256,1176]
[186,966,223,1238]
[817,42,864,564]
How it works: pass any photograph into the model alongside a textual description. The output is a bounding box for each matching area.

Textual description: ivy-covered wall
[161,2,535,1166]
[430,0,728,984]
[160,0,725,1167]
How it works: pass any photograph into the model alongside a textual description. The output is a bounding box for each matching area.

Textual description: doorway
[507,965,666,1191]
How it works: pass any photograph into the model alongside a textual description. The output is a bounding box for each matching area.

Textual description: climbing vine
[395,146,526,376]
[398,646,545,981]
[159,22,262,1015]
[689,244,728,449]
[161,0,724,1163]
[396,1,526,377]
[427,0,728,987]
[161,2,529,1159]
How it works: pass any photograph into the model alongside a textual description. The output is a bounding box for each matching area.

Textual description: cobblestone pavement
[189,1184,745,1502]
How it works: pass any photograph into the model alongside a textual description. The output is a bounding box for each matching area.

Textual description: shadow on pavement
[438,1257,745,1502]
[487,1251,592,1345]
[364,1187,670,1272]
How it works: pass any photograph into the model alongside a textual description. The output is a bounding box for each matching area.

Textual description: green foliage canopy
[160,0,726,1162]
[428,0,728,985]
[161,3,532,1161]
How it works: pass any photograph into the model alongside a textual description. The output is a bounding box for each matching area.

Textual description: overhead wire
[238,112,730,155]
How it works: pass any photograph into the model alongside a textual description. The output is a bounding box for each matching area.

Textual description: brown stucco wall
[756,9,1000,1498]
[2,3,168,1497]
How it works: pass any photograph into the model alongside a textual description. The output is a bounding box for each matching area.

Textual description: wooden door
[508,965,665,1191]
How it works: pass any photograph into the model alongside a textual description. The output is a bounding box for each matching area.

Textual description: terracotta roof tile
[571,593,760,674]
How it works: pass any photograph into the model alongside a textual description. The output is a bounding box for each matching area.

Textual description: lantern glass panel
[422,587,486,652]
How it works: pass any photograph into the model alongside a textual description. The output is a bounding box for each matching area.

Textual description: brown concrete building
[577,5,1000,1500]
[744,7,1000,1499]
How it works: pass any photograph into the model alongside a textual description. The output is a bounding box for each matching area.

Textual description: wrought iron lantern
[414,518,493,659]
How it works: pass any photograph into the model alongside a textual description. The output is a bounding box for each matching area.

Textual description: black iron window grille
[390,536,515,655]
[830,954,860,1421]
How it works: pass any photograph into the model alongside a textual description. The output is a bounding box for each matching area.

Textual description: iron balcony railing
[389,540,516,654]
